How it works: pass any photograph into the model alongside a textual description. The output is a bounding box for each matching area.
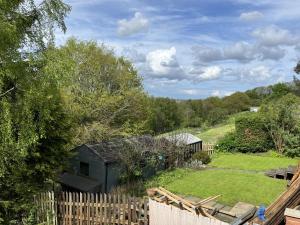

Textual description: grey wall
[70,145,107,192]
[106,163,122,192]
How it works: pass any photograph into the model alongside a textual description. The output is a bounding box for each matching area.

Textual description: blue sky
[56,0,300,99]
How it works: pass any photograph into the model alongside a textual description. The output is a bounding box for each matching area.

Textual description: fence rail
[35,192,148,225]
[202,143,215,156]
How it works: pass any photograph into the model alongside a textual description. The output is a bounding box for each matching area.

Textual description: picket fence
[149,199,229,225]
[202,143,215,156]
[35,192,148,225]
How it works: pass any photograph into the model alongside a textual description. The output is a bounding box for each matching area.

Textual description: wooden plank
[91,193,95,225]
[113,194,118,225]
[118,194,121,225]
[87,192,90,225]
[144,198,148,225]
[79,192,83,225]
[104,193,107,225]
[100,193,103,225]
[122,195,126,225]
[128,196,132,224]
[132,197,137,223]
[95,193,99,225]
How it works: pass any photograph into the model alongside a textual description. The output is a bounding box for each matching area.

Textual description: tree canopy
[44,39,151,144]
[0,0,71,222]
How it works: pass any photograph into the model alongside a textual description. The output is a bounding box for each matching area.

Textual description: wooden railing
[202,143,215,156]
[35,192,148,225]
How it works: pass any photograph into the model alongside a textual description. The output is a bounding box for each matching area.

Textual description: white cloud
[117,12,149,36]
[211,90,235,97]
[252,25,298,46]
[145,47,185,80]
[241,65,271,82]
[223,42,256,62]
[240,11,264,21]
[193,66,222,81]
[181,89,201,95]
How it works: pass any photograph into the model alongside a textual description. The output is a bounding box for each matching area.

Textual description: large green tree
[44,39,150,144]
[260,94,300,154]
[0,0,71,222]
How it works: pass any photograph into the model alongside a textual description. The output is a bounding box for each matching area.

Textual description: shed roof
[59,172,101,192]
[83,135,157,163]
[165,132,202,145]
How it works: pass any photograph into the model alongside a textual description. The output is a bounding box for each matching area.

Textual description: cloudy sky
[57,0,300,99]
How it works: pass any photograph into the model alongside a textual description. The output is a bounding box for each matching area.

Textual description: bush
[215,132,237,152]
[192,151,211,164]
[235,113,272,153]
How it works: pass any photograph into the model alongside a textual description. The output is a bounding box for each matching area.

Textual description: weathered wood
[36,191,148,225]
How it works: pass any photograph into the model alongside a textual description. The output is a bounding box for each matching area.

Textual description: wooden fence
[35,192,148,225]
[149,199,228,225]
[202,143,215,156]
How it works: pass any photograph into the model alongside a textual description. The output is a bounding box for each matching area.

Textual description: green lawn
[147,153,298,206]
[148,169,287,206]
[211,153,298,171]
[198,123,235,143]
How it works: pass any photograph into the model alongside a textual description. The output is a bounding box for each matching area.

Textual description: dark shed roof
[84,135,156,163]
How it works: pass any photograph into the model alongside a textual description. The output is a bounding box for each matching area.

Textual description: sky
[56,0,300,99]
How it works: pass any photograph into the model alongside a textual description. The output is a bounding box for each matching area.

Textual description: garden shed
[165,132,202,151]
[60,135,163,193]
[165,132,203,159]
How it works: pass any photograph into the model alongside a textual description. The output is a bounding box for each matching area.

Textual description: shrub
[215,132,237,152]
[235,113,272,153]
[192,151,211,164]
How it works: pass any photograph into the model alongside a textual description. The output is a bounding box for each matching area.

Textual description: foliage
[260,94,300,154]
[222,92,252,114]
[44,39,150,144]
[215,132,237,152]
[0,0,71,223]
[148,97,182,134]
[234,112,271,152]
[147,168,287,206]
[191,151,211,164]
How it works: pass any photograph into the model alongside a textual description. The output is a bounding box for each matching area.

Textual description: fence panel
[35,191,148,225]
[202,143,215,155]
[149,199,228,225]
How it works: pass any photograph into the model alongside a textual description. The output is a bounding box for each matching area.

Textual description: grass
[148,169,287,206]
[198,123,235,143]
[210,153,298,171]
[197,112,249,143]
[147,153,298,206]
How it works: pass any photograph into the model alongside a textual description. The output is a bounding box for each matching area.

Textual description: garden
[147,153,298,206]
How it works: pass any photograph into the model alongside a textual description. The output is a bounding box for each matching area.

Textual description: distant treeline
[148,80,300,134]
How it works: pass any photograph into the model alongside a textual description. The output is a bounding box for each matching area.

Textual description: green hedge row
[217,113,273,153]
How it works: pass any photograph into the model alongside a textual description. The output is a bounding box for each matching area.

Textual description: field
[199,123,235,143]
[210,153,298,171]
[160,112,247,143]
[147,153,298,206]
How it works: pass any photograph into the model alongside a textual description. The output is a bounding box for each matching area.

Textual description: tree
[260,94,300,153]
[0,0,71,222]
[148,97,182,134]
[44,39,150,144]
[222,92,251,114]
[294,61,300,74]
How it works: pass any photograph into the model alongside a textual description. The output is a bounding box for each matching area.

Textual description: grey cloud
[252,25,298,46]
[191,46,223,63]
[122,47,146,63]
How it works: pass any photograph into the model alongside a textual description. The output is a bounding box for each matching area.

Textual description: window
[80,162,89,176]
